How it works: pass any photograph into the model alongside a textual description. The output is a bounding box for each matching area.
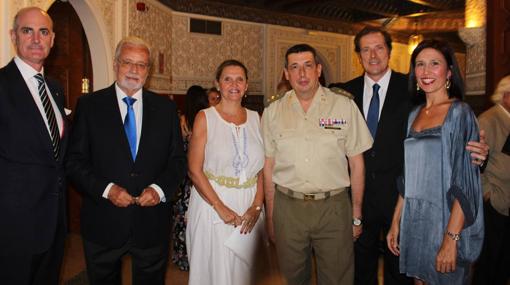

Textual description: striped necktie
[34,73,60,160]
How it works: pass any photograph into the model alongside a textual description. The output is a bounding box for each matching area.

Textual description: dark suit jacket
[342,71,411,216]
[0,60,68,255]
[66,84,186,248]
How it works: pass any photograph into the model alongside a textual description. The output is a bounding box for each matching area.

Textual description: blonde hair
[492,75,510,104]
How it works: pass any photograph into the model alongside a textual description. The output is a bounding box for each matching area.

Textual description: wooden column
[486,0,510,105]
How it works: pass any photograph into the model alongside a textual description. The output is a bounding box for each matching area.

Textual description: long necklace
[231,126,249,184]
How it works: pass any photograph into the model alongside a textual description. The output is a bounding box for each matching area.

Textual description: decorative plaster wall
[265,26,353,99]
[129,0,173,92]
[171,14,264,94]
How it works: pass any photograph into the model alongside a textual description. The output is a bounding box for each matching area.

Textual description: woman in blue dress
[387,40,484,285]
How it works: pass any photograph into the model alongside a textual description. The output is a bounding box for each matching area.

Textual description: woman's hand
[386,221,401,256]
[436,236,458,273]
[214,202,242,226]
[240,205,262,234]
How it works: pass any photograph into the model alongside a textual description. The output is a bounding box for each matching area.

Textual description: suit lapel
[135,90,153,164]
[378,73,400,126]
[353,78,364,118]
[6,61,56,159]
[103,85,135,163]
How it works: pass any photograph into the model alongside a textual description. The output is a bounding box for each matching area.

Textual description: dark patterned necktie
[34,73,60,160]
[367,83,380,138]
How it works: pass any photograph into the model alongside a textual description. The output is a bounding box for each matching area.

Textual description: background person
[472,75,510,285]
[207,87,221,106]
[172,85,209,271]
[387,40,484,285]
[186,60,265,285]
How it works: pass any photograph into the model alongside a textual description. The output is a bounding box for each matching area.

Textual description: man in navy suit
[66,36,186,284]
[0,7,68,284]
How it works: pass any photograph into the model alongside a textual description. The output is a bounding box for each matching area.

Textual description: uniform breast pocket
[315,129,347,160]
[274,130,296,164]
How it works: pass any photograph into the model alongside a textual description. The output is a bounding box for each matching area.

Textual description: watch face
[353,218,362,226]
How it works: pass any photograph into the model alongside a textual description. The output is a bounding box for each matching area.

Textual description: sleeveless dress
[399,101,484,284]
[186,107,264,285]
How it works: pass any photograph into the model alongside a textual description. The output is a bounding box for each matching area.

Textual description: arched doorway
[46,1,93,233]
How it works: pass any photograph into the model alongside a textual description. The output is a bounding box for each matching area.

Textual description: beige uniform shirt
[262,86,373,193]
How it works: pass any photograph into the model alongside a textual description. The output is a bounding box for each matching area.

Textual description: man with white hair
[66,36,186,284]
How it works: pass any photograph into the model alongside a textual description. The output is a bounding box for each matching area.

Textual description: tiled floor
[60,233,287,285]
[60,233,381,285]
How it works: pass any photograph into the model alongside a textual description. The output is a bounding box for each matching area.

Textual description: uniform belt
[276,185,345,201]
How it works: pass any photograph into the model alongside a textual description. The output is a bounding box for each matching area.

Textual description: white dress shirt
[102,84,166,202]
[362,68,392,121]
[14,56,64,138]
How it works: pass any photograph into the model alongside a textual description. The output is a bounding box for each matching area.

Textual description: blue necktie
[122,97,137,160]
[367,83,380,138]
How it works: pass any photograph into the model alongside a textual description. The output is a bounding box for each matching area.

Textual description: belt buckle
[303,193,315,201]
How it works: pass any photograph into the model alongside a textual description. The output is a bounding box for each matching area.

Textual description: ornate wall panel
[93,0,117,57]
[128,0,173,92]
[171,14,264,94]
[265,26,354,99]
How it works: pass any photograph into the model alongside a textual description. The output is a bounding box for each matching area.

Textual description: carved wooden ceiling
[160,0,466,51]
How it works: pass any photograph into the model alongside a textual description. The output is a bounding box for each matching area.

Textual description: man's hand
[108,184,134,207]
[136,187,161,207]
[266,216,276,244]
[466,129,490,165]
[353,225,362,241]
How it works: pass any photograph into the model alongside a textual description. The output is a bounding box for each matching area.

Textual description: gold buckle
[303,194,315,201]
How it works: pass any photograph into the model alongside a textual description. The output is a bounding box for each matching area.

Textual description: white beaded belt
[276,185,345,201]
[204,170,257,189]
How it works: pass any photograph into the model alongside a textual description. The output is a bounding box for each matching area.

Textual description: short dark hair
[284,44,320,68]
[408,39,465,105]
[184,85,208,130]
[215,59,248,82]
[354,26,393,53]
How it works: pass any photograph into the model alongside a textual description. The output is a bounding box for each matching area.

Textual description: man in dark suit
[66,36,186,284]
[0,7,68,284]
[338,26,413,285]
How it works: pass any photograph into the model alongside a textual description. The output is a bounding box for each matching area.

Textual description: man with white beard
[66,36,186,284]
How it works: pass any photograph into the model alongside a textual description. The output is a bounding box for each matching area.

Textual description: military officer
[262,43,373,285]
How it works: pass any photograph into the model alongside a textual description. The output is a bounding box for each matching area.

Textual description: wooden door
[46,1,93,233]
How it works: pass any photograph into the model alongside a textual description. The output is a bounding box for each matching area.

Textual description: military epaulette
[329,87,354,100]
[265,90,287,106]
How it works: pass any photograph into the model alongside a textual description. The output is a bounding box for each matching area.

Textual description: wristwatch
[352,217,363,226]
[446,231,460,241]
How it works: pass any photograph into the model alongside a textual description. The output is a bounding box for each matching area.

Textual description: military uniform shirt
[262,86,373,193]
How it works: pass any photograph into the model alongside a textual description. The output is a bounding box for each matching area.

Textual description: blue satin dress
[399,101,484,285]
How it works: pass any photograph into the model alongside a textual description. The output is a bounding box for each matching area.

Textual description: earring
[244,93,248,98]
[445,78,451,90]
[416,83,420,91]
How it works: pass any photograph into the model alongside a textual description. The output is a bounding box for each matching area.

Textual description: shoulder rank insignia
[329,87,354,100]
[265,90,287,106]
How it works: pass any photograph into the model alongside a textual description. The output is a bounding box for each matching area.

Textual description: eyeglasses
[117,59,149,71]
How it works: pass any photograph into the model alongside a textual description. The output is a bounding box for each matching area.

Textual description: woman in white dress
[186,60,265,285]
